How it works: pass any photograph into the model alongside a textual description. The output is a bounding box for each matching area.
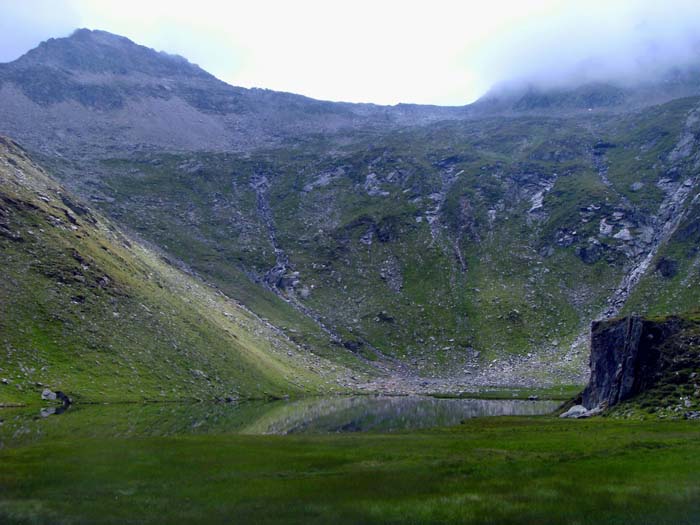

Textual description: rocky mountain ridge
[0,29,467,156]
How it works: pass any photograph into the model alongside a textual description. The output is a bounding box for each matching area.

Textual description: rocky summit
[1,29,700,396]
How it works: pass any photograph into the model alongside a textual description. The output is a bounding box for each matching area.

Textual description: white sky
[1,0,700,105]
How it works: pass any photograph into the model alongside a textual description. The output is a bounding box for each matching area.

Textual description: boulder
[559,405,589,418]
[41,388,57,401]
[560,404,605,418]
[41,388,71,405]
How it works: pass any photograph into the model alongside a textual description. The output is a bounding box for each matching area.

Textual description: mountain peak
[11,28,208,79]
[68,28,133,45]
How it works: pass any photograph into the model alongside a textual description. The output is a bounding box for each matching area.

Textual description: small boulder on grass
[41,388,57,401]
[560,405,604,418]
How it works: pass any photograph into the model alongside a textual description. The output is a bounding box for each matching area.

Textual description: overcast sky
[1,0,700,105]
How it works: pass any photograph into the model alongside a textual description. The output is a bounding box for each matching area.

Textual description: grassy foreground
[1,414,699,524]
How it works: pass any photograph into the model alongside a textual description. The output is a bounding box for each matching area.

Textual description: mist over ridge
[2,1,700,105]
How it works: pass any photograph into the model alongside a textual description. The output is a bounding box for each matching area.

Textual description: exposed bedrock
[582,315,691,409]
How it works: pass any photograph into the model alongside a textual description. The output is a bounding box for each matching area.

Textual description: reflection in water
[0,396,560,447]
[241,396,561,434]
[40,404,70,418]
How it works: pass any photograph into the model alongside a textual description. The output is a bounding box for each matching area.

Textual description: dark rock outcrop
[576,243,604,265]
[582,315,688,409]
[656,257,679,278]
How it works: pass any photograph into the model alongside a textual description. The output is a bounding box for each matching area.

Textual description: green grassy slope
[86,120,610,378]
[90,154,370,369]
[30,96,698,384]
[0,137,361,405]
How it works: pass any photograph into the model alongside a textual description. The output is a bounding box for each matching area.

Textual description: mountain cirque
[1,29,700,395]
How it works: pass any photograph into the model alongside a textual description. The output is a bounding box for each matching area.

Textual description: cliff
[581,314,700,413]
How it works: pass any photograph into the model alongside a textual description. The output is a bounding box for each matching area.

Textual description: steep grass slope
[0,137,361,405]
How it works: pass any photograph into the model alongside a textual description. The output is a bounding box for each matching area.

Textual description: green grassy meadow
[1,408,699,525]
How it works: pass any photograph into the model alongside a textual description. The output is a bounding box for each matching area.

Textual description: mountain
[0,29,465,157]
[1,29,699,391]
[0,136,366,405]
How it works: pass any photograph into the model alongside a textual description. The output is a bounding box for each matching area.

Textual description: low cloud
[1,1,700,104]
[470,1,700,93]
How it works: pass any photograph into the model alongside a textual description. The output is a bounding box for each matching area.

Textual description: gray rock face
[582,316,684,409]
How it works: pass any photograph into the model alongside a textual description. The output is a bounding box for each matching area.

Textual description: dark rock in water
[40,407,56,418]
[39,404,69,417]
[582,316,686,409]
[656,257,679,278]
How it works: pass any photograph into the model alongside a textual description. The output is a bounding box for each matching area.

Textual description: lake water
[0,395,560,446]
